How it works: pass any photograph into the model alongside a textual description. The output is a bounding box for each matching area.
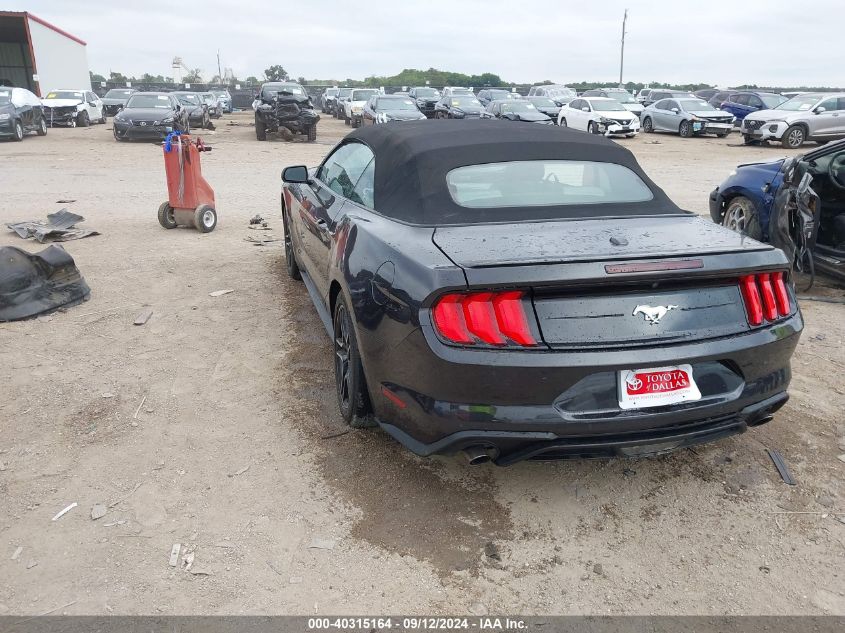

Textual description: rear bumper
[381,392,787,465]
[364,314,802,464]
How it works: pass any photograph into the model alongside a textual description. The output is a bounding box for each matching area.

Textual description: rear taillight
[739,272,792,327]
[431,291,538,347]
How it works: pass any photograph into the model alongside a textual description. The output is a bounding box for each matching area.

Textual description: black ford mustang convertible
[280,119,802,465]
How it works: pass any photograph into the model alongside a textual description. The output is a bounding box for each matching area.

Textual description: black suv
[254,82,320,142]
[408,86,441,118]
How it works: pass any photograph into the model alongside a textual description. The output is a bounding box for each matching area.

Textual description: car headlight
[160,117,175,125]
[0,113,9,121]
[599,117,614,124]
[452,108,465,118]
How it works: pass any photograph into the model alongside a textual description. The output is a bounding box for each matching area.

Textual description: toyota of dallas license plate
[618,364,702,410]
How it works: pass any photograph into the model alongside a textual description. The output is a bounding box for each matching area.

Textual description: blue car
[710,139,845,282]
[719,91,787,122]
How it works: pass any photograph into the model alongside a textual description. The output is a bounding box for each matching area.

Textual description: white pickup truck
[342,88,379,128]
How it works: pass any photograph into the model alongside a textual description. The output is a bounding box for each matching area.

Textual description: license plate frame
[618,364,702,410]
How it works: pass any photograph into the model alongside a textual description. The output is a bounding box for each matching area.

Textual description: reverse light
[432,291,537,347]
[740,272,792,327]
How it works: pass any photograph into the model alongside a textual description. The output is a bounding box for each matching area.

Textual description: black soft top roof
[345,119,684,225]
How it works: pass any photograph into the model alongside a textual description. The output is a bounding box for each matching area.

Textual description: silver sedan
[642,97,735,138]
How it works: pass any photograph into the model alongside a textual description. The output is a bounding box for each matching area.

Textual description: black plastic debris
[7,209,99,243]
[0,245,91,321]
[767,448,796,485]
[249,215,265,225]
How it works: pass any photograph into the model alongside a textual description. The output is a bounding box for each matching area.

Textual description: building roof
[0,11,87,46]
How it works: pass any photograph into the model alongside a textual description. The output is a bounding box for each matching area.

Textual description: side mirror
[671,108,680,114]
[814,106,826,114]
[282,165,309,184]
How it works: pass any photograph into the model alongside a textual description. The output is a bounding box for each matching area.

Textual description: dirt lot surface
[1,113,843,617]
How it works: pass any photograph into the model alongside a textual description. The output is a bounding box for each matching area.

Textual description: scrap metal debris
[51,502,78,521]
[90,504,107,520]
[0,245,91,321]
[249,214,265,225]
[169,543,181,567]
[767,448,796,485]
[7,209,99,243]
[134,309,153,325]
[245,235,280,246]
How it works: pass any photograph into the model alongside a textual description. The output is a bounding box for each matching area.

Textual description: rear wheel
[36,117,47,136]
[679,120,693,138]
[333,295,373,427]
[642,116,653,133]
[722,196,762,240]
[78,111,90,127]
[157,201,177,229]
[782,125,806,149]
[282,209,301,280]
[255,117,267,141]
[194,204,217,233]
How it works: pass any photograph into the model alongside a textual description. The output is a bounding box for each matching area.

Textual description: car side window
[317,142,375,200]
[818,97,838,112]
[749,96,763,108]
[735,94,750,106]
[667,100,679,111]
[350,158,375,209]
[837,98,845,111]
[653,99,667,110]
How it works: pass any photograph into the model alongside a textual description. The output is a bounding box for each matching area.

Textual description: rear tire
[194,204,217,233]
[255,117,267,141]
[721,196,762,240]
[642,116,653,133]
[157,201,177,229]
[332,295,374,427]
[782,125,806,149]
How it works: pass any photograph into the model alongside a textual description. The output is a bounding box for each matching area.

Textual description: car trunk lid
[432,215,783,349]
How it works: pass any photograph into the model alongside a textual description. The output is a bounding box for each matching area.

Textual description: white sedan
[558,97,640,137]
[41,89,105,127]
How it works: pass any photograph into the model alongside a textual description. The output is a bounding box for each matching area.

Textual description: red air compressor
[158,133,218,232]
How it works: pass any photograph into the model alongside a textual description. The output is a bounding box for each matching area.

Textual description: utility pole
[619,9,628,88]
[217,50,222,86]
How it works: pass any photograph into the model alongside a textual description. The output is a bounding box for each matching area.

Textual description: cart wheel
[194,204,217,233]
[157,201,177,229]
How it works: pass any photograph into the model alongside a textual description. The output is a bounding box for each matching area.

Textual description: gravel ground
[0,113,843,616]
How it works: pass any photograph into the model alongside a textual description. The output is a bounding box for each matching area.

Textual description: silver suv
[527,84,577,106]
[742,92,845,148]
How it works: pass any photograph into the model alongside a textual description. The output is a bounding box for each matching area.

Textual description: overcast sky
[8,1,841,87]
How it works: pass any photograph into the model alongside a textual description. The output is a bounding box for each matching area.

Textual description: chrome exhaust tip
[463,446,493,465]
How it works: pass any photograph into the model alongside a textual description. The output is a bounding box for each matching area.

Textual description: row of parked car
[0,84,236,142]
[313,84,845,149]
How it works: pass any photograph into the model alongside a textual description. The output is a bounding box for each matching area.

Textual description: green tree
[90,71,107,84]
[183,68,203,83]
[245,76,260,86]
[264,65,288,81]
[109,71,127,83]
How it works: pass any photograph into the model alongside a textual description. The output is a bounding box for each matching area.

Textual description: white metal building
[0,11,90,96]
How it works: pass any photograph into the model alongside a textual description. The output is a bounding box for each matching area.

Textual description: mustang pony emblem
[632,304,679,325]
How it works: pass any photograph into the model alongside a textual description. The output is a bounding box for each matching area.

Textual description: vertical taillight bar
[740,272,793,327]
[740,275,763,326]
